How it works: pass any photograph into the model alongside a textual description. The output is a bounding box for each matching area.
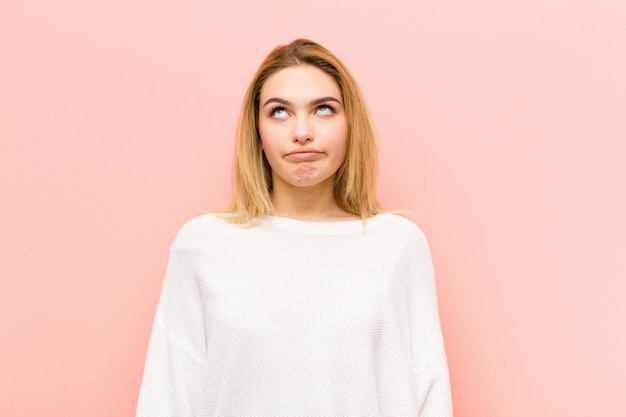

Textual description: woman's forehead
[260,65,341,103]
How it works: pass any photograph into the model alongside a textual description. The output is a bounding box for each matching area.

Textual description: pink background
[2,0,625,415]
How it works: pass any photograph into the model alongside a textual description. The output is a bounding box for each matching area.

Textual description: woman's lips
[285,148,323,161]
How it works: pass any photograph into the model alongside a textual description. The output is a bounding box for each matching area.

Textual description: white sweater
[137,213,452,416]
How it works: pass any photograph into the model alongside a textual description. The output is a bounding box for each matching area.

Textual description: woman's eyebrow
[310,96,342,106]
[262,96,342,108]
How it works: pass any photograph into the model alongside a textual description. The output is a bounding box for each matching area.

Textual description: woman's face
[258,65,347,191]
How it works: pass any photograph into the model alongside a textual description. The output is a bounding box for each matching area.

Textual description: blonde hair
[226,39,381,224]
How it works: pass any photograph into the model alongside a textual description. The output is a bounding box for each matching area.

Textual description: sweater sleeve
[405,227,453,417]
[136,222,209,417]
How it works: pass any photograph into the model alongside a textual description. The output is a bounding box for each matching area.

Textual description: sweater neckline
[261,213,392,235]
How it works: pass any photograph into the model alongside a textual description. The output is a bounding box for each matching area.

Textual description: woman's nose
[292,117,313,143]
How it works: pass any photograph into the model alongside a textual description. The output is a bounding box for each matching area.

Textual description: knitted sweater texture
[137,213,452,416]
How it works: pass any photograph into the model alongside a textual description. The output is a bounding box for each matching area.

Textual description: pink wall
[2,0,625,415]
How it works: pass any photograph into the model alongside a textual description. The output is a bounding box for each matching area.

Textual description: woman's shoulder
[377,214,435,270]
[378,212,428,240]
[171,212,239,245]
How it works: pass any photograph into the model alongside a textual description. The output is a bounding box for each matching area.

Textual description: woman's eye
[271,107,288,119]
[316,105,334,116]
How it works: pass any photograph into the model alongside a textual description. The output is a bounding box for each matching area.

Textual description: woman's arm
[406,227,453,416]
[136,222,209,416]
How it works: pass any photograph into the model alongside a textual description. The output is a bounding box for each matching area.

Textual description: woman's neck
[270,179,358,222]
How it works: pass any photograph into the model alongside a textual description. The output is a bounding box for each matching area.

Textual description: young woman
[137,39,453,416]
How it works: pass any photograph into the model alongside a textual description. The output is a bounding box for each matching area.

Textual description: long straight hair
[226,39,381,224]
